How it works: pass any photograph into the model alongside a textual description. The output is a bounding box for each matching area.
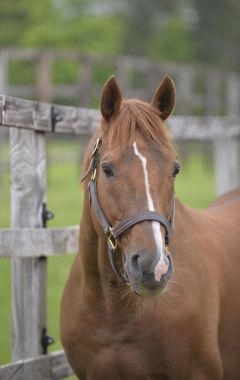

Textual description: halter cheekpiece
[83,137,175,284]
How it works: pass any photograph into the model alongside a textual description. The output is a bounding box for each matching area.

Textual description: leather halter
[82,137,175,284]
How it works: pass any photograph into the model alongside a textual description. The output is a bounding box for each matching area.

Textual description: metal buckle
[91,168,97,181]
[90,138,102,182]
[106,228,118,251]
[91,138,102,158]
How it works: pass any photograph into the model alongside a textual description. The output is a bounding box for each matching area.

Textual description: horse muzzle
[126,251,173,296]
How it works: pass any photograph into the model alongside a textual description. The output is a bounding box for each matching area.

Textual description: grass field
[0,140,216,374]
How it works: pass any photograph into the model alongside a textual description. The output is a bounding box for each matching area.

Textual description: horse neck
[174,197,200,233]
[171,197,201,267]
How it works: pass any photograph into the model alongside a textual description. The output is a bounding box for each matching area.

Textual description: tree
[0,0,28,46]
[192,0,240,70]
[148,12,195,63]
[120,0,177,55]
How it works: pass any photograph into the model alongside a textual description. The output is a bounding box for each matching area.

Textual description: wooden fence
[0,93,239,379]
[0,49,240,201]
[0,49,239,114]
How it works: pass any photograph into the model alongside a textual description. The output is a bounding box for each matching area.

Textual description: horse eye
[173,161,181,177]
[102,163,114,177]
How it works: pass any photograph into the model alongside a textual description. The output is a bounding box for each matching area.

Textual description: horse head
[86,75,180,297]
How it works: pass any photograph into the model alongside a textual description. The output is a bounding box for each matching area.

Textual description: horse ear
[100,75,122,122]
[151,75,176,120]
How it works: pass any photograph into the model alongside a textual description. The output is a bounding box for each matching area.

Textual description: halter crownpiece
[82,138,175,284]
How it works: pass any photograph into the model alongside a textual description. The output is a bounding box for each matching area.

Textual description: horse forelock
[102,99,176,155]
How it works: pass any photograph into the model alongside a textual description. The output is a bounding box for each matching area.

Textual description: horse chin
[131,280,169,297]
[132,284,166,297]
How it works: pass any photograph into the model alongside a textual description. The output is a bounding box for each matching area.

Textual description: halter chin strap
[82,137,175,284]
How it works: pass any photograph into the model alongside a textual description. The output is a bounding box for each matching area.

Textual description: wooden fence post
[213,73,240,195]
[78,56,92,107]
[10,127,48,361]
[213,137,240,195]
[226,72,240,116]
[117,56,132,97]
[177,65,193,114]
[205,70,221,116]
[37,51,53,102]
[0,50,8,200]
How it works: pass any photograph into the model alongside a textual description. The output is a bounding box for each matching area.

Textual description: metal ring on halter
[106,228,118,251]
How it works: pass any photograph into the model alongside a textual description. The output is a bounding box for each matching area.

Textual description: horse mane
[102,99,176,154]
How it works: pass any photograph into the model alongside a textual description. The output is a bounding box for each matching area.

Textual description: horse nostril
[132,254,139,267]
[130,254,142,280]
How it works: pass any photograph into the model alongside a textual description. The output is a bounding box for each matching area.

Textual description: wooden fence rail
[0,350,73,380]
[0,93,240,379]
[0,227,79,258]
[0,49,239,116]
[0,94,240,138]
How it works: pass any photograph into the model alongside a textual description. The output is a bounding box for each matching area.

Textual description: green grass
[175,154,216,208]
[0,141,216,376]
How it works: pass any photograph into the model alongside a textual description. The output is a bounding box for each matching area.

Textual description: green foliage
[52,61,79,84]
[120,0,177,55]
[192,0,240,70]
[0,1,123,59]
[0,0,28,46]
[3,0,124,89]
[8,60,37,84]
[92,63,117,85]
[0,0,239,72]
[21,10,123,55]
[175,153,215,208]
[129,69,148,88]
[148,13,195,62]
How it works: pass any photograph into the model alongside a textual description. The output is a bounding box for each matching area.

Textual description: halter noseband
[83,137,175,284]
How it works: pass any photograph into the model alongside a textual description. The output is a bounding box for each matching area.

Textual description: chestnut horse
[61,75,240,380]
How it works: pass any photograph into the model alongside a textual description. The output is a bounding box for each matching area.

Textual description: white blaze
[132,142,168,281]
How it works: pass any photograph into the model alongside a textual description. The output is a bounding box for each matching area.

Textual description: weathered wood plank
[0,51,8,199]
[0,94,240,138]
[0,94,100,134]
[51,104,99,134]
[0,95,52,132]
[0,128,5,198]
[0,226,79,258]
[7,84,38,98]
[167,116,240,140]
[5,48,40,60]
[9,83,99,99]
[226,72,240,116]
[213,137,240,195]
[10,128,47,360]
[0,350,73,380]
